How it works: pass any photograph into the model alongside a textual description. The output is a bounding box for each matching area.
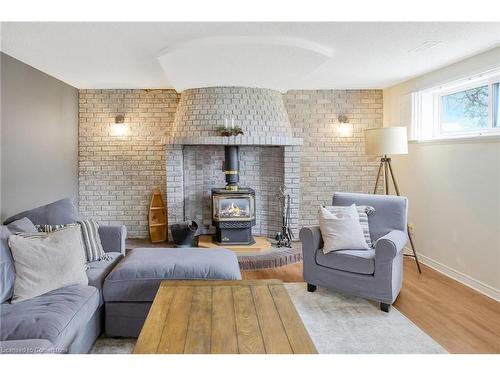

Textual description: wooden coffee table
[134,279,317,354]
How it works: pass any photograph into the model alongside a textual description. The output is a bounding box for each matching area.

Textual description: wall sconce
[111,115,128,137]
[337,114,352,137]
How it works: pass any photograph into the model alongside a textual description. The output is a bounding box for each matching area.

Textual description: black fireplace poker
[275,185,293,248]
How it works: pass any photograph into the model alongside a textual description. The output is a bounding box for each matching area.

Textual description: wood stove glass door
[213,195,254,221]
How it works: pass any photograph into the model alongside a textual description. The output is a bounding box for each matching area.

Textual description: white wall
[383,47,500,300]
[1,53,79,220]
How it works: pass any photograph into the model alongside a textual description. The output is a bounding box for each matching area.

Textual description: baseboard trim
[404,247,500,302]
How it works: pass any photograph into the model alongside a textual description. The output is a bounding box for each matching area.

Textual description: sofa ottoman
[103,247,241,337]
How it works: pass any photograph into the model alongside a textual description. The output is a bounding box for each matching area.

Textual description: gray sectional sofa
[0,198,126,354]
[0,198,241,354]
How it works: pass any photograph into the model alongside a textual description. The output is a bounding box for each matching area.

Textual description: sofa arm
[299,226,323,254]
[374,230,408,262]
[99,225,127,254]
[0,339,56,354]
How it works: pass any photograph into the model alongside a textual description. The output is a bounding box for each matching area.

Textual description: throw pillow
[36,219,108,262]
[323,205,375,247]
[0,218,38,303]
[8,225,88,303]
[319,205,371,254]
[3,197,80,225]
[78,219,107,262]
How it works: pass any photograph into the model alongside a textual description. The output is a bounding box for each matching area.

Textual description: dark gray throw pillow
[3,197,80,226]
[0,217,38,303]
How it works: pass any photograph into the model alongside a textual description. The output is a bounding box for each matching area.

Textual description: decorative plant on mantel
[216,126,244,137]
[216,118,244,137]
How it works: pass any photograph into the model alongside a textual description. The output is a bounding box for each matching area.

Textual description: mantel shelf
[163,135,303,146]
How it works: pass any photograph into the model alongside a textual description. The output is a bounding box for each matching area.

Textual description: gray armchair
[299,192,408,312]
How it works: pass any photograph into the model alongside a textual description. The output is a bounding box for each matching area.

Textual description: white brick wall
[284,90,383,227]
[79,88,382,238]
[79,89,179,237]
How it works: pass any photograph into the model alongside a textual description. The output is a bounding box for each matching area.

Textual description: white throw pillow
[319,205,371,254]
[8,225,88,303]
[323,205,375,247]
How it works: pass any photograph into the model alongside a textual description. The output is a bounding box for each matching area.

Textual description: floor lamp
[364,127,422,273]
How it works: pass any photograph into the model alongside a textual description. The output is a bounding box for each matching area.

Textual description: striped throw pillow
[78,220,107,262]
[35,224,74,233]
[323,205,375,248]
[36,220,108,262]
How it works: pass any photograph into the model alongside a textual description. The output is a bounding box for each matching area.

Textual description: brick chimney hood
[168,87,301,146]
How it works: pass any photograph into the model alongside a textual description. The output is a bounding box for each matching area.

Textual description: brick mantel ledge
[164,135,303,146]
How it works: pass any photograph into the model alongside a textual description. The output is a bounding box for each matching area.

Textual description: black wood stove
[212,146,256,245]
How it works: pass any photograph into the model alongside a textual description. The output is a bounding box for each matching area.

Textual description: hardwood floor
[242,258,500,354]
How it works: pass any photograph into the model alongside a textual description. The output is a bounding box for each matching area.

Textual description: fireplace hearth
[211,145,256,245]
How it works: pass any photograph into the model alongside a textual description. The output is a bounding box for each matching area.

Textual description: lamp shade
[364,127,408,156]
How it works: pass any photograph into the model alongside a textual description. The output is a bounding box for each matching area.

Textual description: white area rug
[284,283,446,354]
[91,282,446,354]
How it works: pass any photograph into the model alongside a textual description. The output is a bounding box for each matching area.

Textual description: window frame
[412,68,500,141]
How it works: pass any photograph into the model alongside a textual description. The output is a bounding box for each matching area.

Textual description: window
[412,68,500,141]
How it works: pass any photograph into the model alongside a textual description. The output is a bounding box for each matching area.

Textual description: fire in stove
[221,202,247,218]
[213,195,253,221]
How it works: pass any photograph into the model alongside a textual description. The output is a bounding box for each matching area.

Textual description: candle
[231,118,235,129]
[225,118,228,129]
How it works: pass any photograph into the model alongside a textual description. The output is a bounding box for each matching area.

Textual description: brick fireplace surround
[165,87,302,239]
[79,87,382,238]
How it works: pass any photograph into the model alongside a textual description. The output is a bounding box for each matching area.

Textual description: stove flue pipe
[224,146,239,190]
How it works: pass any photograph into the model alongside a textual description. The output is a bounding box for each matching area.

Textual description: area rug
[91,282,446,354]
[284,283,446,354]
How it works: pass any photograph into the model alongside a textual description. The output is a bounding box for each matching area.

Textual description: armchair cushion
[316,248,375,275]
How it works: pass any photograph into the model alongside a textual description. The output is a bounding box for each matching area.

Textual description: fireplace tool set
[275,185,293,248]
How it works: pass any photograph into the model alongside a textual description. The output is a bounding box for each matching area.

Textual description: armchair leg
[380,303,391,313]
[307,283,317,293]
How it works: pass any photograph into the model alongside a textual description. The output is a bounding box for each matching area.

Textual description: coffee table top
[134,279,317,354]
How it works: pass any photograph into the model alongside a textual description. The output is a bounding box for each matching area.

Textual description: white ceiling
[1,22,499,91]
